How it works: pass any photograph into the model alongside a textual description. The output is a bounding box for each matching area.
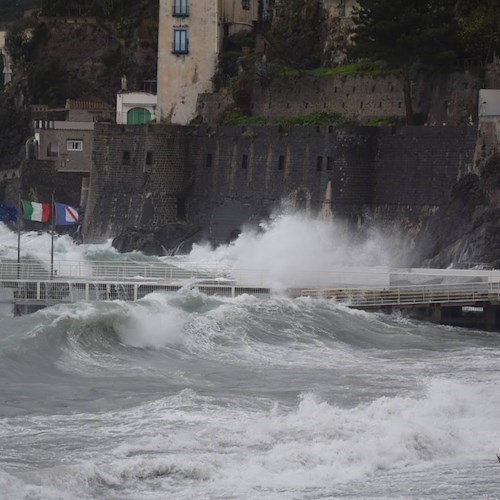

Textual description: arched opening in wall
[127,107,152,125]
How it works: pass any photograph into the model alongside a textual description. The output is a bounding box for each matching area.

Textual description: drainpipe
[25,136,37,160]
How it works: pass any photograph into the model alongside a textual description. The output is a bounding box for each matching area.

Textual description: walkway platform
[2,259,500,329]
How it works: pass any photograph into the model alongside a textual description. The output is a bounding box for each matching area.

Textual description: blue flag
[54,202,79,225]
[0,204,17,221]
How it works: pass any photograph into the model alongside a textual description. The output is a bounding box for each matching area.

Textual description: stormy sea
[1,214,500,500]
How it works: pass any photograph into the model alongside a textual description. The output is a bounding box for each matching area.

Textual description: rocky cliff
[415,154,500,268]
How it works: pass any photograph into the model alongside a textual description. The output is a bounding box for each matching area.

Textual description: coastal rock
[112,228,165,256]
[415,154,500,268]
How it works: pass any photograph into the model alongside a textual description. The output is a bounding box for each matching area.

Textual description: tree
[458,3,500,65]
[0,0,22,22]
[268,0,325,69]
[41,0,114,17]
[350,0,459,124]
[5,19,47,68]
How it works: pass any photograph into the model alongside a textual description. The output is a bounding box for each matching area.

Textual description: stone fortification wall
[374,126,477,205]
[370,126,477,232]
[188,125,377,239]
[240,72,480,127]
[86,123,478,245]
[84,123,192,241]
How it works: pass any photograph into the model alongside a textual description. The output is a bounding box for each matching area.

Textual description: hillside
[0,1,158,170]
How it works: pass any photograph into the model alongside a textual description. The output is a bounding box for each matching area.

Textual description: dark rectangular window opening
[242,154,248,169]
[242,0,250,10]
[278,155,285,171]
[206,153,212,168]
[146,151,153,165]
[172,28,188,54]
[173,0,189,16]
[122,151,131,165]
[327,157,333,171]
[316,156,323,172]
[177,197,186,221]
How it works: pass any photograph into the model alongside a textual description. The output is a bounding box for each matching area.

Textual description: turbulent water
[1,216,500,499]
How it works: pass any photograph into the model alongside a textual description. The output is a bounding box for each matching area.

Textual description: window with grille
[172,29,188,54]
[67,140,83,151]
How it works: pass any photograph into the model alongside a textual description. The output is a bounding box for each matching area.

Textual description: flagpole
[50,191,55,280]
[17,195,21,279]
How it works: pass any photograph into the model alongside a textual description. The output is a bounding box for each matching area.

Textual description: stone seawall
[199,72,480,127]
[85,124,192,241]
[85,123,477,245]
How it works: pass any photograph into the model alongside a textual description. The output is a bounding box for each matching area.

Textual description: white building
[116,91,157,125]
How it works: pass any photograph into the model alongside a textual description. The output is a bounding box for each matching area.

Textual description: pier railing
[298,281,500,308]
[0,259,392,288]
[2,259,500,308]
[0,259,233,283]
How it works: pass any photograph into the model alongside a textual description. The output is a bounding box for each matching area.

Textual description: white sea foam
[2,375,499,499]
[114,295,188,349]
[187,211,397,289]
[130,379,500,495]
[2,209,400,290]
[0,222,115,264]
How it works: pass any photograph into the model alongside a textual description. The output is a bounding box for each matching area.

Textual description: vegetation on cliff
[268,0,324,70]
[0,0,158,169]
[349,0,500,124]
[221,110,352,127]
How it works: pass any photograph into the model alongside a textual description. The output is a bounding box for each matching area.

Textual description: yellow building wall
[157,0,222,124]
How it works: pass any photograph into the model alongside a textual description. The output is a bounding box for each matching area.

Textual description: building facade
[33,99,114,209]
[157,0,222,125]
[157,0,259,125]
[116,91,158,125]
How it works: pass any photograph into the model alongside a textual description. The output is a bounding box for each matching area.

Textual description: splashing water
[2,209,403,289]
[187,211,398,288]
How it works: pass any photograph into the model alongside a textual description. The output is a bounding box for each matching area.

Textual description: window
[316,156,323,171]
[146,151,153,165]
[206,154,212,168]
[172,29,188,54]
[122,151,130,165]
[67,140,82,152]
[177,197,186,220]
[242,0,250,10]
[242,154,248,169]
[278,155,285,171]
[47,142,59,157]
[173,0,189,16]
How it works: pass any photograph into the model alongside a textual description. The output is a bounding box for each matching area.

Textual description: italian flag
[22,200,50,222]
